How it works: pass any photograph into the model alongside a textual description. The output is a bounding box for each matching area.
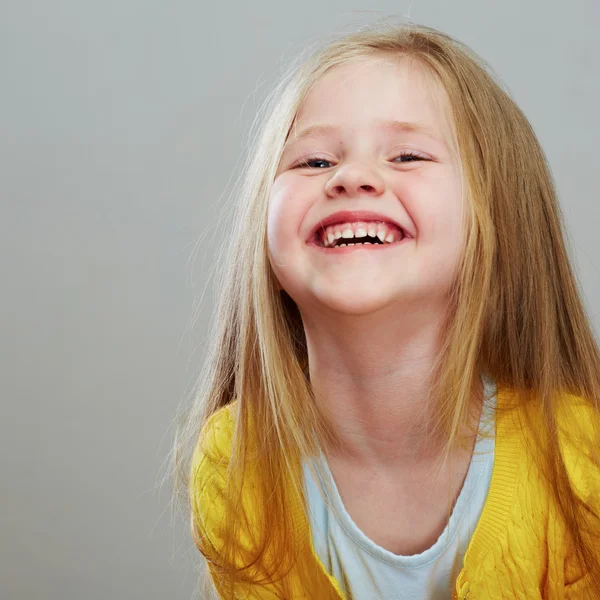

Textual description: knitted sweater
[190,385,600,599]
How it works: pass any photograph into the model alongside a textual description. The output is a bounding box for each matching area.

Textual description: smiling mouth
[312,221,406,248]
[319,234,385,247]
[309,235,410,253]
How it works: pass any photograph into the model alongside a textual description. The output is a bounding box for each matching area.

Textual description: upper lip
[307,210,410,243]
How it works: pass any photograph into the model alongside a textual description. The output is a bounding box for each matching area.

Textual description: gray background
[1,1,598,599]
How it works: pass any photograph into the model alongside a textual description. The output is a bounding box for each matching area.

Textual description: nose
[324,161,385,198]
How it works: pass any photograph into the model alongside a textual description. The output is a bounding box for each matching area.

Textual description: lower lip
[308,236,411,253]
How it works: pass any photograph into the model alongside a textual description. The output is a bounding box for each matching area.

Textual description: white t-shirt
[302,375,497,600]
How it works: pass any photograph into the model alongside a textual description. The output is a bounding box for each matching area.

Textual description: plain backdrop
[1,1,598,599]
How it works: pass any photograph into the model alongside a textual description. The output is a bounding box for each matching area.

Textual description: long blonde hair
[172,20,600,598]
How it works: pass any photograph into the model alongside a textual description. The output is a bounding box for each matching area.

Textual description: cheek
[409,174,464,244]
[267,189,293,254]
[267,178,310,251]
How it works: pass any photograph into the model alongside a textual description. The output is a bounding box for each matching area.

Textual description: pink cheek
[279,191,305,225]
[268,205,297,253]
[271,176,317,237]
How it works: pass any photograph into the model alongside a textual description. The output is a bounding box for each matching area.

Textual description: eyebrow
[288,119,445,145]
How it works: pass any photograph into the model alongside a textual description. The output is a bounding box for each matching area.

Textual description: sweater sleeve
[565,573,594,599]
[190,405,234,563]
[560,396,600,594]
[189,404,285,600]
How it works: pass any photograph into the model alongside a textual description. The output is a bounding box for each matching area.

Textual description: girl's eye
[393,151,427,163]
[293,152,427,169]
[294,157,333,169]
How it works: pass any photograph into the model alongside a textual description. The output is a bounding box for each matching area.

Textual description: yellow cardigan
[190,386,600,599]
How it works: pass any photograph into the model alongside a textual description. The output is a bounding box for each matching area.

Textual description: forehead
[292,56,454,143]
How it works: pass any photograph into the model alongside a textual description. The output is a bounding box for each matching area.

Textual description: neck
[302,306,483,472]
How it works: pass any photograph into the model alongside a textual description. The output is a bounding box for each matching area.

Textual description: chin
[315,291,394,317]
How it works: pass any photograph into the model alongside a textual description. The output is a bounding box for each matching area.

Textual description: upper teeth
[320,221,404,247]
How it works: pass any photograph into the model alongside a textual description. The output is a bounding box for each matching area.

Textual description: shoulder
[190,400,240,490]
[194,401,238,463]
[513,390,600,489]
[489,390,600,587]
[500,389,600,516]
[189,401,240,554]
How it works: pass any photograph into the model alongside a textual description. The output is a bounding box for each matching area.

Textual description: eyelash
[293,151,427,169]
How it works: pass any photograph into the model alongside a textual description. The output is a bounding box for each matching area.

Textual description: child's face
[268,56,464,318]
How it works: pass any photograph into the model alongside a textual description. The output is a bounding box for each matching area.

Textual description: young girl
[176,21,600,599]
